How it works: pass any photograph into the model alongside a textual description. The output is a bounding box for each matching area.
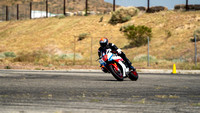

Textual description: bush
[4,66,11,69]
[78,33,89,41]
[121,25,152,47]
[14,50,48,63]
[4,52,16,58]
[57,15,66,19]
[136,6,147,11]
[165,30,172,38]
[174,4,186,10]
[147,6,168,13]
[174,4,200,11]
[0,53,5,59]
[109,7,139,25]
[191,27,200,42]
[134,54,157,62]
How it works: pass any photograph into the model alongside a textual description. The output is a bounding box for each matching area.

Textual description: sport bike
[99,49,138,81]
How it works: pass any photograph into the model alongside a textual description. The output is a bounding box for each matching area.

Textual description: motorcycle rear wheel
[108,63,124,81]
[128,70,139,81]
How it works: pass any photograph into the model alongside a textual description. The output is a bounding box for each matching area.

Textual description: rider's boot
[126,60,136,71]
[118,52,136,71]
[129,65,136,71]
[125,60,135,71]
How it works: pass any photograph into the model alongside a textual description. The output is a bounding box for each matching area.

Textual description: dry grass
[0,11,200,69]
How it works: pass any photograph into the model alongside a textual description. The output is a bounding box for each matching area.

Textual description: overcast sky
[104,0,200,9]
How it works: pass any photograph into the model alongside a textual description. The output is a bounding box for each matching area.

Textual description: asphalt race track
[0,70,200,113]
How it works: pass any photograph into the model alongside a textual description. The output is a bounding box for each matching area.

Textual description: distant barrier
[0,0,113,21]
[0,0,199,22]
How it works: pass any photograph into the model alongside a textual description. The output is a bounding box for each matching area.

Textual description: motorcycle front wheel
[108,62,124,81]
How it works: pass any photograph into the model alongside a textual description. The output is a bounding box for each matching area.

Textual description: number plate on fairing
[99,59,106,65]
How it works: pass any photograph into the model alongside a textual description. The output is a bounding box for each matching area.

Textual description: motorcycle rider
[98,37,135,73]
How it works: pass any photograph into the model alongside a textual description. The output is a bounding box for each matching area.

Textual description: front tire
[108,63,124,81]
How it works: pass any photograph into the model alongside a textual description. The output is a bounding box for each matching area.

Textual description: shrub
[165,30,172,38]
[4,52,16,58]
[174,4,186,10]
[191,27,200,42]
[4,66,11,69]
[134,54,157,62]
[121,24,152,47]
[121,16,131,23]
[99,16,103,22]
[147,6,168,13]
[14,50,48,63]
[0,53,5,59]
[57,15,66,19]
[35,68,42,70]
[109,7,139,25]
[78,33,89,41]
[59,53,82,60]
[174,4,200,11]
[136,6,147,11]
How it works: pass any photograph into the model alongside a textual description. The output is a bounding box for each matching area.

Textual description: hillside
[0,11,200,70]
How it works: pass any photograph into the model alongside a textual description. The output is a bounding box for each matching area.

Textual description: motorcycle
[99,49,138,81]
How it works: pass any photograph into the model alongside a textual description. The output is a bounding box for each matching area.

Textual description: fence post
[147,37,150,67]
[6,6,8,21]
[186,0,189,11]
[30,2,32,19]
[113,0,115,11]
[73,36,76,65]
[85,0,88,16]
[17,4,19,20]
[90,37,93,65]
[147,0,150,12]
[1,6,3,21]
[46,0,48,18]
[194,35,197,66]
[63,0,66,15]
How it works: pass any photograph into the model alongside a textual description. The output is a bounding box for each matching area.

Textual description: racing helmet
[99,37,108,48]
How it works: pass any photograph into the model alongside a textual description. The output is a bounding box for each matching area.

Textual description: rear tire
[108,63,124,81]
[128,71,138,81]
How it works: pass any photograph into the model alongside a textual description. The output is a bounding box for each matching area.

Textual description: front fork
[103,61,128,78]
[109,63,119,71]
[110,61,127,78]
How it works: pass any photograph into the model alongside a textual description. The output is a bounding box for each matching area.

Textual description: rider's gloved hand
[116,49,122,54]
